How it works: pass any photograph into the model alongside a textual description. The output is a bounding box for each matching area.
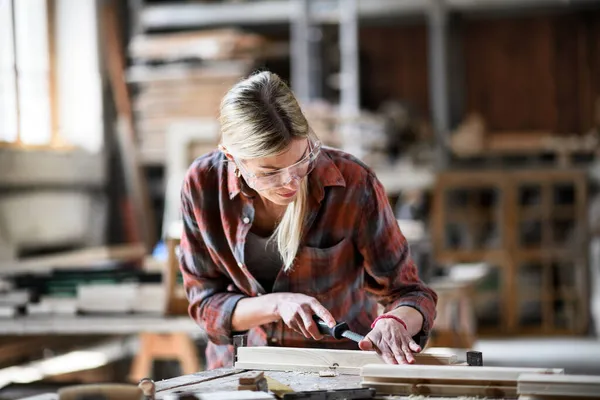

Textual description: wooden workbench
[154,368,493,400]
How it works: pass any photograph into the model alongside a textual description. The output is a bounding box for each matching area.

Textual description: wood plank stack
[360,364,564,398]
[450,112,599,167]
[127,29,271,165]
[518,373,600,399]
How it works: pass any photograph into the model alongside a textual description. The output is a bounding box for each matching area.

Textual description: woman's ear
[218,144,235,162]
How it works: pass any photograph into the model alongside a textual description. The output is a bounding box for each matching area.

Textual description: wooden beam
[234,347,457,375]
[361,364,563,383]
[360,381,517,398]
[101,0,156,251]
[46,0,60,147]
[518,373,600,398]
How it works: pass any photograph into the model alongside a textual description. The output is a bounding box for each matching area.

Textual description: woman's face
[241,138,309,206]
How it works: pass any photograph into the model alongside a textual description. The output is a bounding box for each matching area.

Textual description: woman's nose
[282,175,300,190]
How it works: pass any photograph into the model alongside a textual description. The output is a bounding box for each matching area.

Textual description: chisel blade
[341,330,365,343]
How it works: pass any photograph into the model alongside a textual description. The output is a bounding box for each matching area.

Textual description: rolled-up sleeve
[179,180,246,345]
[356,173,438,343]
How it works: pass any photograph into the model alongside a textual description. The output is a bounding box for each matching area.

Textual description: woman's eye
[258,171,278,177]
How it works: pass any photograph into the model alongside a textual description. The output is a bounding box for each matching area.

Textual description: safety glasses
[235,137,321,192]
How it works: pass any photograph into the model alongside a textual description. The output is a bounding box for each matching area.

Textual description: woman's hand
[272,293,336,340]
[358,318,422,364]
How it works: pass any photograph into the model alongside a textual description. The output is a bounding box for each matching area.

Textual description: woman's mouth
[278,190,297,198]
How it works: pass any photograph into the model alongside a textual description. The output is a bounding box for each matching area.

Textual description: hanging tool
[312,316,365,343]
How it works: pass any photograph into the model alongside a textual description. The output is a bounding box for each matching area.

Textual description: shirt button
[237,262,244,268]
[242,217,250,224]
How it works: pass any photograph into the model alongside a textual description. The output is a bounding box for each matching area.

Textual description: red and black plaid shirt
[179,147,437,370]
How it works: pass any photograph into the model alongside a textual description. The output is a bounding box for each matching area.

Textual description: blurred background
[0,0,600,397]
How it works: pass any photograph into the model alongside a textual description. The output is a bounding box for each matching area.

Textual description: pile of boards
[233,346,600,399]
[360,363,600,399]
[127,28,272,165]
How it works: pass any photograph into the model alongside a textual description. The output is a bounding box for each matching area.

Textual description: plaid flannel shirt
[179,147,437,370]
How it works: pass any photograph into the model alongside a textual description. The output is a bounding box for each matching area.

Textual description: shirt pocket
[294,237,358,296]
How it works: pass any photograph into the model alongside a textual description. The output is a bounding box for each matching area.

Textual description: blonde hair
[219,71,310,271]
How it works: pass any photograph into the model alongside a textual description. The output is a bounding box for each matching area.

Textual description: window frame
[0,0,71,151]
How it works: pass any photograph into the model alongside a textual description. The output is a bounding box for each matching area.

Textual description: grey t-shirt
[244,231,283,292]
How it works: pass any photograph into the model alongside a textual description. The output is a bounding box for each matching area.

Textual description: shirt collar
[226,148,346,201]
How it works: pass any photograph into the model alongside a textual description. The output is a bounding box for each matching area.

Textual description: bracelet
[370,314,408,331]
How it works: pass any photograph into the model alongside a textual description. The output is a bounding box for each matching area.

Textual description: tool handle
[313,315,349,340]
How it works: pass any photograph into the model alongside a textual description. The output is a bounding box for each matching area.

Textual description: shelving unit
[130,0,600,170]
[432,169,589,336]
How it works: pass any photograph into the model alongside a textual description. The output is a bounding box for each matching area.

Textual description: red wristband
[371,315,408,331]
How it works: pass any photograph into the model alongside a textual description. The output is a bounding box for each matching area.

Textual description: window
[0,0,54,146]
[0,0,103,152]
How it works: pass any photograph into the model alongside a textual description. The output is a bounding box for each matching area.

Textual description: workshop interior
[1,0,600,399]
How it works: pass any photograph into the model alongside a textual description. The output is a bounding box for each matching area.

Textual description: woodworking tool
[466,350,483,366]
[312,316,364,343]
[282,388,375,400]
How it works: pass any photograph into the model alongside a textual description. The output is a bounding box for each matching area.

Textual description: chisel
[312,315,365,343]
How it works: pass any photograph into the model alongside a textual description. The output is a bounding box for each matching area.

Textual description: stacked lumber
[450,113,600,166]
[302,101,390,168]
[360,364,564,398]
[0,245,166,317]
[518,373,600,399]
[127,29,271,165]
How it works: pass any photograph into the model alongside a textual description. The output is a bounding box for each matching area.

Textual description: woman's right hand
[271,293,337,340]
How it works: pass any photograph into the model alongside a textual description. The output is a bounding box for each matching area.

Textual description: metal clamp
[233,334,247,366]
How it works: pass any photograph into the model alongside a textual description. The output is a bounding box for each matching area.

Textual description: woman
[179,71,437,370]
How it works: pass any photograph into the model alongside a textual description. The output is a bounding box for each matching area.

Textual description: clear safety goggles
[235,138,322,192]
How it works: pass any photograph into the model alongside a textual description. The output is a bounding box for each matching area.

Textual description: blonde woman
[179,71,437,370]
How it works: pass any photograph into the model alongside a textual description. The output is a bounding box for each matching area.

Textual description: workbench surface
[154,368,485,400]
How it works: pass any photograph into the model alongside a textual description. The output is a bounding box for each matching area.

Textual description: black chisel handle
[313,315,349,340]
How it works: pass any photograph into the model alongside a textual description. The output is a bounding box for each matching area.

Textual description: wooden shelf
[432,169,589,336]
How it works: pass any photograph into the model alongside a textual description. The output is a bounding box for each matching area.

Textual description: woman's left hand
[358,318,422,364]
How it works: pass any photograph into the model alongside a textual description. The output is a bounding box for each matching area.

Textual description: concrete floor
[445,337,600,375]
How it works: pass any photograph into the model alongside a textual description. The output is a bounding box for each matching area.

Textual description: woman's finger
[401,340,415,364]
[309,299,336,328]
[408,339,422,353]
[379,343,399,365]
[299,307,323,340]
[292,316,312,338]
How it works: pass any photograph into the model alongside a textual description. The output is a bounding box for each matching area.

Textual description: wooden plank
[0,244,146,275]
[518,373,600,397]
[195,392,274,400]
[156,370,362,399]
[46,0,60,147]
[156,368,243,393]
[361,380,517,397]
[235,347,457,375]
[361,364,563,383]
[101,0,156,251]
[238,371,264,385]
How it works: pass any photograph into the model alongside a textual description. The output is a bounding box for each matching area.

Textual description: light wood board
[518,373,600,398]
[234,346,457,375]
[361,364,564,383]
